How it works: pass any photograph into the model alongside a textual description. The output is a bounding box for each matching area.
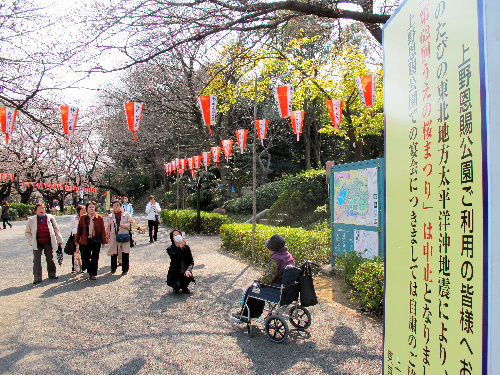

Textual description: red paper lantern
[326,99,343,134]
[235,129,248,154]
[202,152,211,171]
[255,119,268,146]
[124,102,143,141]
[0,108,17,143]
[60,106,79,136]
[197,95,217,135]
[221,140,233,162]
[193,155,201,171]
[355,74,376,107]
[211,146,221,166]
[274,86,293,118]
[290,110,305,141]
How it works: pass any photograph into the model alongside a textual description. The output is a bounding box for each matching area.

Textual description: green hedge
[8,203,36,220]
[336,250,384,314]
[268,169,328,226]
[351,261,384,313]
[160,209,229,235]
[220,223,330,267]
[222,180,285,214]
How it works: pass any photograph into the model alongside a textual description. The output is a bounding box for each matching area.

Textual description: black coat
[166,243,194,290]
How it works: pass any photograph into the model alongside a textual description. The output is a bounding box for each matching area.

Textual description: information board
[383,0,486,373]
[330,159,383,261]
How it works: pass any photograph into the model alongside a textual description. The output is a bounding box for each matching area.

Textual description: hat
[265,234,286,252]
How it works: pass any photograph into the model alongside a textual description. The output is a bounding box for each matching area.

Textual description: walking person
[25,203,63,284]
[166,229,195,294]
[69,205,86,274]
[122,196,135,249]
[145,195,161,243]
[107,200,133,275]
[2,200,12,229]
[75,201,108,280]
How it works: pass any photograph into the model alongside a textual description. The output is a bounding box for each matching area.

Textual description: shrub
[351,261,384,313]
[219,223,330,267]
[222,194,252,214]
[268,169,327,226]
[336,250,366,286]
[9,203,35,220]
[222,180,285,214]
[160,209,229,234]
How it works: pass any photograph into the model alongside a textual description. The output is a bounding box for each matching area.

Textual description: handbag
[129,230,135,248]
[64,234,76,255]
[88,236,102,245]
[56,245,63,266]
[86,216,102,245]
[299,263,318,307]
[116,233,130,242]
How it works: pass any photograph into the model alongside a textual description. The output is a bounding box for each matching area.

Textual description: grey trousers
[33,243,56,281]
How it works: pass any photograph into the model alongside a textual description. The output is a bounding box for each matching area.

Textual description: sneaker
[71,271,76,275]
[90,275,97,280]
[182,288,191,294]
[173,289,181,294]
[33,280,42,285]
[149,240,153,243]
[111,269,116,274]
[49,276,58,279]
[121,272,128,276]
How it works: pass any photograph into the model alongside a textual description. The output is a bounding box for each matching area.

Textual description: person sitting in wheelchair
[232,234,295,321]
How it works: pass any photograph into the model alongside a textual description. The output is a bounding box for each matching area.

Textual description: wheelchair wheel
[289,306,312,330]
[265,315,289,343]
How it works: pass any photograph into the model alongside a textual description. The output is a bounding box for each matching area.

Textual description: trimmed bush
[351,261,384,313]
[222,180,285,214]
[220,223,330,267]
[9,203,35,220]
[160,209,229,235]
[268,169,327,226]
[336,250,366,286]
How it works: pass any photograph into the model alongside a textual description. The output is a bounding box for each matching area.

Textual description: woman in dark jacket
[166,229,194,294]
[2,201,12,229]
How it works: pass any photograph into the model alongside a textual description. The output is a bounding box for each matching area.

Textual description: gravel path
[0,214,382,374]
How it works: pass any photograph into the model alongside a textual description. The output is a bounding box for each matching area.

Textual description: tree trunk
[19,187,33,204]
[0,183,12,202]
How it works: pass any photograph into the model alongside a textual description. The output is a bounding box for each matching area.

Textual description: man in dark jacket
[232,234,295,321]
[166,229,194,294]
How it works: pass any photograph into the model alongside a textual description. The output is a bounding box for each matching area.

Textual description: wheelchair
[231,260,320,343]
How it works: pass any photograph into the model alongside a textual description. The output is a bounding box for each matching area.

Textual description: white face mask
[174,235,183,243]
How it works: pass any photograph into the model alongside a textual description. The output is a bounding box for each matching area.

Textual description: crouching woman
[166,229,194,294]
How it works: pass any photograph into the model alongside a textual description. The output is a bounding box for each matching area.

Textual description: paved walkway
[0,215,382,374]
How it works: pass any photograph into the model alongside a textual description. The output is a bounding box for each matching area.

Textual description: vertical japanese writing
[458,41,475,375]
[434,2,451,373]
[419,1,434,373]
[408,11,419,375]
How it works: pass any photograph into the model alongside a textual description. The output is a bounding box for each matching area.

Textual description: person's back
[269,248,295,284]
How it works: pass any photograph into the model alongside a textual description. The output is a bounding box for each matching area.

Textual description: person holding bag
[67,205,86,274]
[25,202,63,284]
[145,195,161,243]
[107,200,133,275]
[75,201,108,280]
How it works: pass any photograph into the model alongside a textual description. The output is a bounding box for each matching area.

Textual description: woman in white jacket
[145,195,161,243]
